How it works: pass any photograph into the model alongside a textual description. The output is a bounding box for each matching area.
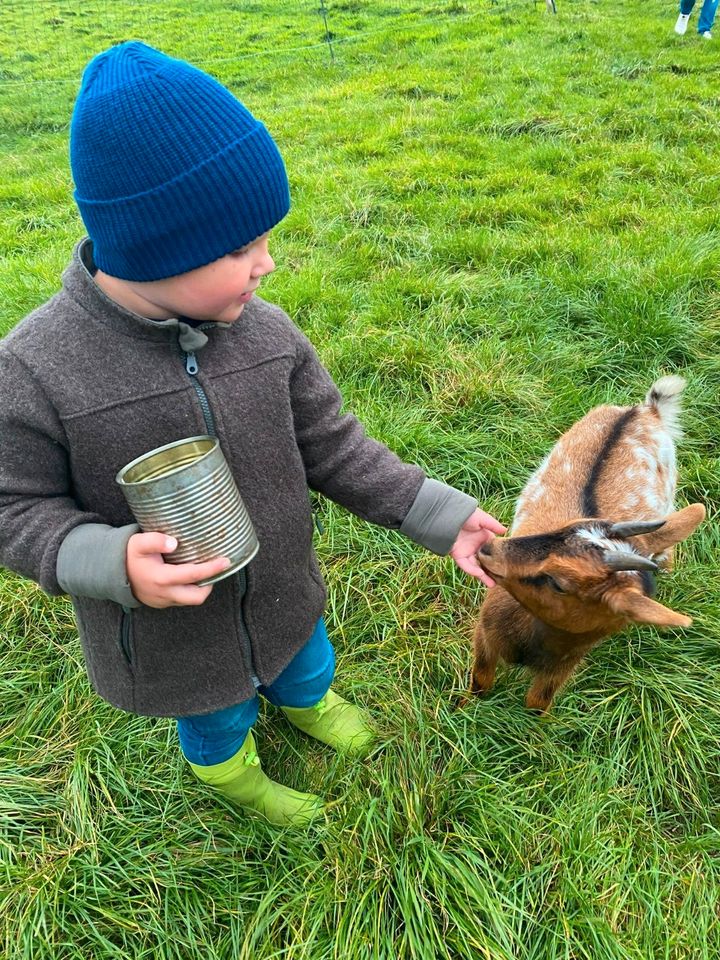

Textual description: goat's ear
[605,589,692,628]
[636,503,706,554]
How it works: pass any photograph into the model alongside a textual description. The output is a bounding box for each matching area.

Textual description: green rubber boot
[188,731,324,826]
[280,688,376,757]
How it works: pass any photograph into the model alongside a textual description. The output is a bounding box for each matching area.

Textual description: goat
[468,375,705,712]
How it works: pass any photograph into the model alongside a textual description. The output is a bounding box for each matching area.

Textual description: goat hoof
[455,692,475,709]
[456,686,486,709]
[470,673,495,696]
[525,697,553,714]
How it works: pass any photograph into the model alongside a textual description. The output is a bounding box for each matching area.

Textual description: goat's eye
[545,575,566,593]
[521,573,567,592]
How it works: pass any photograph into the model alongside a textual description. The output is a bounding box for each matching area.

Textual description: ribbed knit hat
[70,42,290,281]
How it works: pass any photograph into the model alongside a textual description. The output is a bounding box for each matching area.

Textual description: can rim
[115,435,218,486]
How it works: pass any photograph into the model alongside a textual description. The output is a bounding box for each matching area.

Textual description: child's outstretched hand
[127,532,232,608]
[449,508,507,588]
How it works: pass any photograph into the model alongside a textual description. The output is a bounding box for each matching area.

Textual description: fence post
[318,0,335,62]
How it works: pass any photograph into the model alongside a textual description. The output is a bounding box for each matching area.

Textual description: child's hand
[449,508,507,588]
[127,532,232,608]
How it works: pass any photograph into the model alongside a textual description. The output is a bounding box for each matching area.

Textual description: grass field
[1,1,719,957]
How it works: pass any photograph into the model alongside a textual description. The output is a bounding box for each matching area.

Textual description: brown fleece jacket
[0,241,476,717]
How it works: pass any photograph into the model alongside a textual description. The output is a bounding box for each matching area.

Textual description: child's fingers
[136,580,215,609]
[161,583,215,607]
[127,534,232,606]
[454,553,496,587]
[128,533,230,583]
[157,555,232,586]
[475,509,507,536]
[128,531,178,557]
[473,528,496,550]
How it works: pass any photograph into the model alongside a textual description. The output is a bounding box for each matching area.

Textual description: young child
[0,43,505,826]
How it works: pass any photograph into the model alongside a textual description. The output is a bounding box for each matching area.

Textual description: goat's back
[511,377,683,536]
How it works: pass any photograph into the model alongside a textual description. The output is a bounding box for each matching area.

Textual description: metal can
[115,436,258,585]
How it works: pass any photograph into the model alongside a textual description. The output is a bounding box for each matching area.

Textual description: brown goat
[469,376,705,712]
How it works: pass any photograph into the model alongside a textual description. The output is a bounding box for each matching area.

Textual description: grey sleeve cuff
[399,478,477,555]
[56,523,141,608]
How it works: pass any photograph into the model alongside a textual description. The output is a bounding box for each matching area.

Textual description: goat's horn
[603,552,659,572]
[608,519,666,539]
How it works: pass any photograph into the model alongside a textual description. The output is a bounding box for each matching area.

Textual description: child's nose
[254,253,275,277]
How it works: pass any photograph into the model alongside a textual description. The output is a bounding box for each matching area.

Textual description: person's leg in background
[261,617,376,757]
[675,0,696,34]
[697,0,719,34]
[177,692,323,826]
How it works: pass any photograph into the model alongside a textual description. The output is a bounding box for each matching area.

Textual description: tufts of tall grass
[1,1,719,957]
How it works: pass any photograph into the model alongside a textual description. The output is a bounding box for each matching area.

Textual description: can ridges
[116,436,258,575]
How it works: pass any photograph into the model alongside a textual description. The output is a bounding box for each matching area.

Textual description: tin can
[115,436,258,586]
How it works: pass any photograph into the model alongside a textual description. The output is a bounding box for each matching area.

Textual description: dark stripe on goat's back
[581,408,638,517]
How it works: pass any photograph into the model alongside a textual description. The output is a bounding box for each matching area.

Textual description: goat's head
[477,504,705,634]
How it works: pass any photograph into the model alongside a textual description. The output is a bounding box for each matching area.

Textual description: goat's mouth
[475,549,504,580]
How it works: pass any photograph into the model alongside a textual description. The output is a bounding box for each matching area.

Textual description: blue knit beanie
[70,42,290,281]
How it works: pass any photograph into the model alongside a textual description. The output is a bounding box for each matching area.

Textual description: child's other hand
[127,532,231,608]
[449,508,507,588]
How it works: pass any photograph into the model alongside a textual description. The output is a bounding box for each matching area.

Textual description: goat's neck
[509,595,610,653]
[531,613,608,651]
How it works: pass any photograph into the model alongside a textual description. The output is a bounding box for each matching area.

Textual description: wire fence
[0,0,565,146]
[0,0,556,88]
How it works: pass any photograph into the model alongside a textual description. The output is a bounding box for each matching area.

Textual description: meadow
[1,1,719,957]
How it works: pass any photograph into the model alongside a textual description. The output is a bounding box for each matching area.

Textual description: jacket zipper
[180,338,259,687]
[183,349,216,436]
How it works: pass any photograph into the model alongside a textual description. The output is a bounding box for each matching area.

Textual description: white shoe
[674,13,690,34]
[701,29,713,38]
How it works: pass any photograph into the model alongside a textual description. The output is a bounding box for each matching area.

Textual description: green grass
[1,1,719,957]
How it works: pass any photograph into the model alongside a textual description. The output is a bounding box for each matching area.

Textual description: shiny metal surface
[116,436,259,585]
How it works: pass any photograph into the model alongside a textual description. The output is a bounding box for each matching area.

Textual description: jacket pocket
[307,546,325,590]
[119,605,135,670]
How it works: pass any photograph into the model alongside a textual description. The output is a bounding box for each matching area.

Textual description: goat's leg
[457,623,498,708]
[525,657,583,713]
[469,621,498,695]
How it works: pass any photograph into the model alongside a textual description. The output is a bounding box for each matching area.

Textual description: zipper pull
[185,352,198,375]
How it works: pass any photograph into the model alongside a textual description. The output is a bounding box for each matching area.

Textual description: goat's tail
[644,375,685,437]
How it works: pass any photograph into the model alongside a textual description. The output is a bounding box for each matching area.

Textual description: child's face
[126,232,275,324]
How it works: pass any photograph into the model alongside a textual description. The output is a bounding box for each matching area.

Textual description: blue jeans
[680,0,719,32]
[176,618,335,765]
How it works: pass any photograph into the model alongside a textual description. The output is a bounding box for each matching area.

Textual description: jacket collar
[61,239,215,353]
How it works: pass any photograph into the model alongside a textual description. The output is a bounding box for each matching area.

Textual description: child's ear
[633,503,705,555]
[605,589,692,628]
